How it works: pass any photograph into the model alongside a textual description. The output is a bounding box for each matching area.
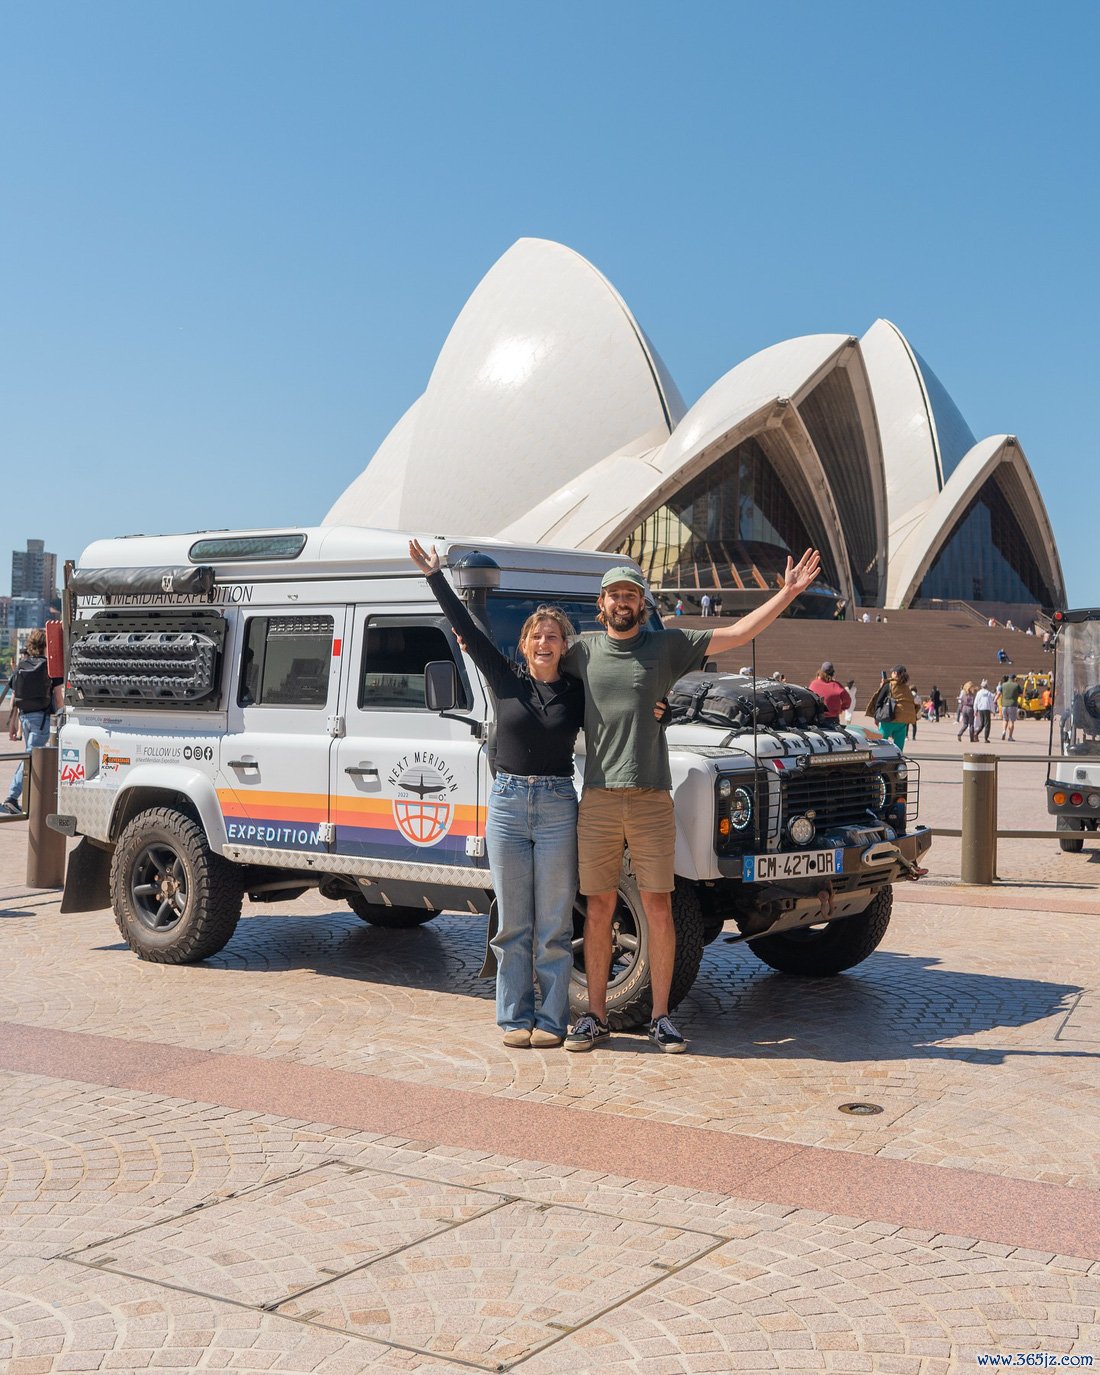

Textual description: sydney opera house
[326,239,1064,616]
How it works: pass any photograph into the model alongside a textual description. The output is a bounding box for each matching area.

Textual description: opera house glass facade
[916,479,1059,607]
[326,238,1064,616]
[618,439,843,615]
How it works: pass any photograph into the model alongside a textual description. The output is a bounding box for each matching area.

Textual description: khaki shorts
[578,787,675,895]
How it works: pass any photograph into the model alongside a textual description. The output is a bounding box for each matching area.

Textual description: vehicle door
[216,608,347,854]
[332,610,489,873]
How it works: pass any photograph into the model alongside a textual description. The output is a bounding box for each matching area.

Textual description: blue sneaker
[564,1013,610,1052]
[649,1015,687,1053]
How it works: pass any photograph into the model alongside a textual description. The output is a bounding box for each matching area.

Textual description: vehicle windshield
[484,592,603,664]
[1055,618,1100,757]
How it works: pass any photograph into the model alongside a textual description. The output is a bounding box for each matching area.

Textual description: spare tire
[747,887,893,976]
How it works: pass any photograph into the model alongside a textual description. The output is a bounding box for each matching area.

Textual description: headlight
[715,786,753,836]
[871,774,888,810]
[788,814,815,846]
[718,778,732,799]
[729,786,753,831]
[895,762,908,781]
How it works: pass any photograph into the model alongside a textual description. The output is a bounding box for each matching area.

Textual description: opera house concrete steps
[687,609,1046,706]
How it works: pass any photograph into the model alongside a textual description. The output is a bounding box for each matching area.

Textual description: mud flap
[59,837,113,914]
[478,898,499,978]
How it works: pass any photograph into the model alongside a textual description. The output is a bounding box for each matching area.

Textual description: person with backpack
[2,628,63,815]
[866,664,917,751]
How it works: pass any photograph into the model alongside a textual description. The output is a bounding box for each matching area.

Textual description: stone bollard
[27,743,65,888]
[961,752,998,884]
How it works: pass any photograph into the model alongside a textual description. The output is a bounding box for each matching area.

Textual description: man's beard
[609,606,640,632]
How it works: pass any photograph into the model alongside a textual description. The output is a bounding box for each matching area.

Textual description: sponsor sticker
[388,752,457,848]
[136,742,183,762]
[60,747,85,785]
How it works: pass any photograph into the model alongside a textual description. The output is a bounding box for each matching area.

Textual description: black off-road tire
[345,891,440,928]
[569,871,706,1030]
[1058,816,1085,854]
[747,886,893,977]
[111,807,243,963]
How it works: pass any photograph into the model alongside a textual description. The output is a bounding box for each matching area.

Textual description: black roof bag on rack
[668,671,828,732]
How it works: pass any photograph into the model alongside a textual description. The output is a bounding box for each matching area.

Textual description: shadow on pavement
[86,906,1092,1068]
[676,948,1092,1067]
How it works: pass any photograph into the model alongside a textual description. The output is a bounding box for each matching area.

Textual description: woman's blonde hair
[23,628,47,657]
[518,606,575,665]
[962,681,975,694]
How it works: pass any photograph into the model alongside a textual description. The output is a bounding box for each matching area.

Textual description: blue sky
[2,2,1096,602]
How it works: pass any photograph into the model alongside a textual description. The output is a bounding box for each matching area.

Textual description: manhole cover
[838,1102,883,1116]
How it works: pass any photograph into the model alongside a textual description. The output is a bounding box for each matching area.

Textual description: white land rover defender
[52,526,932,1026]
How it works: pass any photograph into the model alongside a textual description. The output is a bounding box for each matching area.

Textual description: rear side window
[239,616,333,707]
[360,622,463,710]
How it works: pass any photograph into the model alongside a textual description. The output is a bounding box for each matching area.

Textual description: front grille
[784,765,896,833]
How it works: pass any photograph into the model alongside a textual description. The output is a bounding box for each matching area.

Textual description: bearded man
[562,550,820,1054]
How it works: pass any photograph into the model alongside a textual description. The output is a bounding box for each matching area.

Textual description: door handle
[344,766,379,777]
[227,759,260,770]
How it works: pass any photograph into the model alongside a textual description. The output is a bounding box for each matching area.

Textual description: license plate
[743,849,843,882]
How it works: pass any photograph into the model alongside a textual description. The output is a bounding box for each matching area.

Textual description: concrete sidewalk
[1,724,1098,1372]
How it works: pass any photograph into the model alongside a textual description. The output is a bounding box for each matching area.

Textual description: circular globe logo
[392,764,454,847]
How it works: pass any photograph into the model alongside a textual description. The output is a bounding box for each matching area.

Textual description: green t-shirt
[563,625,712,789]
[1000,679,1022,707]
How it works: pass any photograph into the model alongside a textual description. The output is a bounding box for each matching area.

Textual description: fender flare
[109,765,228,850]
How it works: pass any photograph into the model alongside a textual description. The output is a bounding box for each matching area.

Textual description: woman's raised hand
[409,539,441,576]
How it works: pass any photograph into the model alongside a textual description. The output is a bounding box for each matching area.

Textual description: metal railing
[907,750,1095,884]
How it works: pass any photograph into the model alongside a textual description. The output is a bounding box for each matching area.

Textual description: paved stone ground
[1,718,1098,1371]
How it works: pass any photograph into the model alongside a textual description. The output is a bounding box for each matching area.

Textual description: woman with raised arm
[409,538,585,1049]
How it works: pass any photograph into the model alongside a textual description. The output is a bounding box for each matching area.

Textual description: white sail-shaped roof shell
[325,240,1062,611]
[323,238,683,534]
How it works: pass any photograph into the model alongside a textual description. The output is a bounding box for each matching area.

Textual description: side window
[238,616,333,707]
[360,622,463,710]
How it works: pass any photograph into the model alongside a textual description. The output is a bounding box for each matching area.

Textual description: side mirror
[424,660,459,713]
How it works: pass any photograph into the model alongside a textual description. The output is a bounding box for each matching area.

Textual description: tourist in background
[1000,673,1022,741]
[808,661,851,724]
[2,628,64,815]
[956,682,976,741]
[973,679,996,743]
[867,665,917,751]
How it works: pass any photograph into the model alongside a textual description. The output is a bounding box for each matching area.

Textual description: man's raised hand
[783,548,821,597]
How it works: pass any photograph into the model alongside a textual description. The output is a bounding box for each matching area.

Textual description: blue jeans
[486,772,578,1036]
[6,711,51,806]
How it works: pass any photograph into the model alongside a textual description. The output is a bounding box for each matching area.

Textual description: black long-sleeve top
[427,571,584,777]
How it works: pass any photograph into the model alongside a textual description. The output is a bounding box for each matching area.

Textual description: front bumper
[716,825,933,884]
